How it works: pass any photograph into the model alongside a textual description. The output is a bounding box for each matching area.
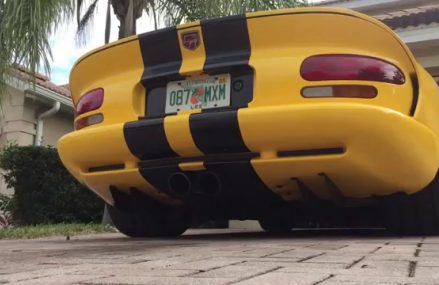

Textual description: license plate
[165,74,231,114]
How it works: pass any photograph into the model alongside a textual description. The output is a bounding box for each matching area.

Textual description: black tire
[107,203,190,238]
[258,207,294,234]
[384,173,439,235]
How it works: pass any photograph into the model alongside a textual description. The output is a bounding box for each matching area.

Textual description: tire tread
[385,173,439,236]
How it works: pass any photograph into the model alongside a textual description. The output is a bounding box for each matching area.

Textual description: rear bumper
[58,103,439,204]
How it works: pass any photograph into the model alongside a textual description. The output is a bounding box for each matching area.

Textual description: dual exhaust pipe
[168,172,221,197]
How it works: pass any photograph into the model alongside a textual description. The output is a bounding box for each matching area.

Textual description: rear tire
[384,173,439,235]
[107,203,190,238]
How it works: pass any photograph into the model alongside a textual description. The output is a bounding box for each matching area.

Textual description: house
[0,68,74,194]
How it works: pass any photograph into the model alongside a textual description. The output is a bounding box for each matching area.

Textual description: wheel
[383,172,439,235]
[258,207,294,234]
[107,203,191,238]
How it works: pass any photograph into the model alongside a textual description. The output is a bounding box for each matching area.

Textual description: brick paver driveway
[1,229,439,285]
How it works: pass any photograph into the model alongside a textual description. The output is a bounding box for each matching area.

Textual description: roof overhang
[397,24,439,47]
[7,75,74,114]
[321,0,439,15]
[397,24,439,79]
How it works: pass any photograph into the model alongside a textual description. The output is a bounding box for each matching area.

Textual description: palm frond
[0,0,74,94]
[144,0,158,30]
[76,0,99,46]
[77,0,84,25]
[156,0,308,27]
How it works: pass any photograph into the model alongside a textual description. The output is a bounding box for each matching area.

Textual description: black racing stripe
[138,27,182,84]
[138,27,183,117]
[201,15,251,72]
[189,110,249,154]
[128,28,183,157]
[124,118,177,160]
[410,73,419,116]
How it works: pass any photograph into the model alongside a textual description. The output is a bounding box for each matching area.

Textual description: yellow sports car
[58,7,439,237]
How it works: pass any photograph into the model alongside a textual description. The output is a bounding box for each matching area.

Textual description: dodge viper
[58,7,439,236]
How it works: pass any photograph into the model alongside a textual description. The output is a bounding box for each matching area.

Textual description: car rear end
[58,8,439,226]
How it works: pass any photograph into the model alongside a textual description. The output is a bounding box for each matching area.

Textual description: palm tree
[76,0,308,44]
[76,0,147,45]
[0,0,74,92]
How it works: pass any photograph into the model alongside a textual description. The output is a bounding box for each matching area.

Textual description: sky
[49,0,324,85]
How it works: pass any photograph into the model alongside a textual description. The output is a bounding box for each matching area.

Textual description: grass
[0,223,116,240]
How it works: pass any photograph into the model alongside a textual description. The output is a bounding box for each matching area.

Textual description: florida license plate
[165,74,231,114]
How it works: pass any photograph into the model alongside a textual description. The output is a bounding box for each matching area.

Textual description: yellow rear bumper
[58,103,439,204]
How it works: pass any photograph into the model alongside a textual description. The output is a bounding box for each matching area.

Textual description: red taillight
[75,88,104,116]
[300,55,405,85]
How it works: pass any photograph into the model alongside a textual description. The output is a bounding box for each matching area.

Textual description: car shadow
[179,228,395,240]
[15,228,415,263]
[60,228,404,245]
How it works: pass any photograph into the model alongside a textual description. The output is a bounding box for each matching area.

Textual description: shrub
[0,145,103,225]
[0,193,11,213]
[0,193,12,227]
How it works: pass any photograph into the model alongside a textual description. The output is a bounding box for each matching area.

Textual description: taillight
[300,55,405,85]
[75,88,104,116]
[75,114,104,130]
[302,85,377,99]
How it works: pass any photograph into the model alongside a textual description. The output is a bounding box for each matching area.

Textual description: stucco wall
[37,103,73,147]
[40,108,73,147]
[1,87,32,147]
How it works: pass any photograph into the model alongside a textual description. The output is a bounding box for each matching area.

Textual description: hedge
[0,145,103,225]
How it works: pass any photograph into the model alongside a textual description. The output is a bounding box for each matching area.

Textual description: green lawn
[0,223,116,239]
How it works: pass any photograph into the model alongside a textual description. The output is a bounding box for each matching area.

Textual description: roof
[14,66,71,98]
[375,4,439,29]
[318,0,353,5]
[318,0,439,30]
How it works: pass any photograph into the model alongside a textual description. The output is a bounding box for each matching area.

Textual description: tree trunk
[118,0,135,39]
[104,0,111,44]
[151,1,158,30]
[111,0,144,40]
